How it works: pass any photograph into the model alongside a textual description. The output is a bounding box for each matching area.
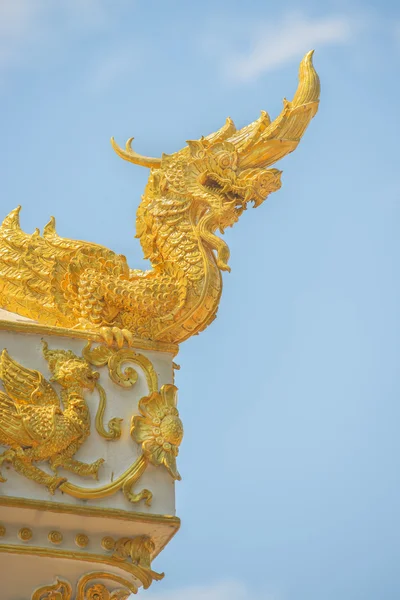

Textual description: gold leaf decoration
[0,343,104,493]
[131,384,183,480]
[0,53,319,347]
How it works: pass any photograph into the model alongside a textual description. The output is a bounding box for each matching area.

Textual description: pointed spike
[1,206,21,230]
[43,216,57,238]
[260,110,271,126]
[111,136,162,169]
[125,137,135,151]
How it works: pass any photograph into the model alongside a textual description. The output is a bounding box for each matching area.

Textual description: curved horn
[230,51,320,169]
[111,137,162,169]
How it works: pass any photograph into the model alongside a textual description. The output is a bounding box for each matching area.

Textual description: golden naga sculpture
[0,52,319,346]
[0,343,104,493]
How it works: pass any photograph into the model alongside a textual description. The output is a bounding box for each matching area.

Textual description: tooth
[244,189,253,202]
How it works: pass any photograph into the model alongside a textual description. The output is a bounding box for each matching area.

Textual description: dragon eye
[218,153,232,168]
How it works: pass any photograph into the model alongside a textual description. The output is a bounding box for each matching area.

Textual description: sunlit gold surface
[0,542,163,588]
[0,495,180,529]
[32,578,72,600]
[75,534,89,549]
[32,573,137,599]
[0,342,104,493]
[0,317,178,355]
[0,52,319,346]
[0,338,174,503]
[82,344,158,392]
[58,347,159,504]
[18,527,32,541]
[47,530,63,545]
[101,534,160,577]
[131,385,183,481]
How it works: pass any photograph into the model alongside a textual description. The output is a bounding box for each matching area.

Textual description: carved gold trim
[60,453,151,504]
[48,530,63,544]
[18,527,32,541]
[131,384,183,481]
[0,318,179,356]
[0,495,179,562]
[94,382,123,441]
[101,536,115,551]
[0,524,5,536]
[32,572,137,599]
[83,344,159,392]
[0,343,106,493]
[76,572,137,598]
[55,346,161,503]
[75,533,89,548]
[0,495,180,528]
[0,543,163,588]
[32,578,73,600]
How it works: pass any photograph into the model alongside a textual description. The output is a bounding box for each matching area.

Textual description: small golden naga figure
[0,52,319,346]
[0,343,104,493]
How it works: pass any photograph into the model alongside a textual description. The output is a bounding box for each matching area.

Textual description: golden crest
[0,53,319,346]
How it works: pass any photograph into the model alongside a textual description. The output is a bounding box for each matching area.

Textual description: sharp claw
[99,326,134,348]
[100,327,114,346]
[121,328,134,346]
[49,476,67,494]
[112,327,124,348]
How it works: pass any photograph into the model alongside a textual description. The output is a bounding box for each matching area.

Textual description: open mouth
[201,174,247,208]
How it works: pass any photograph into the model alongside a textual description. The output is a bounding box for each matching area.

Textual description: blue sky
[1,1,400,599]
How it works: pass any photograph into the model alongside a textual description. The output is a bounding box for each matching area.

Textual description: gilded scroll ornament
[113,536,155,571]
[54,344,160,505]
[0,53,319,347]
[59,386,183,505]
[82,343,158,391]
[100,535,156,572]
[31,573,137,599]
[93,382,123,441]
[32,578,72,600]
[0,342,104,493]
[131,384,183,480]
[76,572,139,599]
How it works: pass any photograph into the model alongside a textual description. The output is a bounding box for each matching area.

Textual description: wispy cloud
[87,43,140,93]
[0,1,102,69]
[136,580,278,600]
[204,12,355,83]
[0,1,43,69]
[0,0,135,89]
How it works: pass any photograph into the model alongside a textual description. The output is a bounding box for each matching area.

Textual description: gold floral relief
[0,339,181,504]
[31,572,138,599]
[57,344,161,505]
[131,384,183,481]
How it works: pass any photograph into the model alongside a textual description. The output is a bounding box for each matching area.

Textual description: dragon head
[42,342,99,391]
[111,51,320,271]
